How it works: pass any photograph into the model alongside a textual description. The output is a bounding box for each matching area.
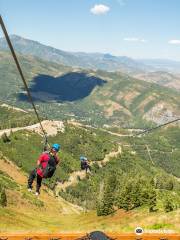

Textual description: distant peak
[0,34,25,41]
[103,53,116,59]
[9,34,24,40]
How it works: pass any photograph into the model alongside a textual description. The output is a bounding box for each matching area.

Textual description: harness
[39,152,57,178]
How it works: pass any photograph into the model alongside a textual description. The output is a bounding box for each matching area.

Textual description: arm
[55,155,60,165]
[37,154,43,166]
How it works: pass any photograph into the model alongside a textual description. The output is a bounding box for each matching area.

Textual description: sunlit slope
[0,157,85,233]
[0,51,179,128]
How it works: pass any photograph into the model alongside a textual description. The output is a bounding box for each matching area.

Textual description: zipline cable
[0,15,48,147]
[134,118,180,137]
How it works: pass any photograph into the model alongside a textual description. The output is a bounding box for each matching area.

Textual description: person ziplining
[80,156,91,173]
[28,143,60,195]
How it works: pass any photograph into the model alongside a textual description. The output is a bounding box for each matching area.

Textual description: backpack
[81,160,88,170]
[42,153,57,178]
[78,231,113,240]
[89,231,113,240]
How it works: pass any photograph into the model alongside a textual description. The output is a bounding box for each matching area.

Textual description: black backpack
[76,231,114,240]
[42,153,57,178]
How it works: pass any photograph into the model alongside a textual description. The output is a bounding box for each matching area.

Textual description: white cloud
[168,39,180,45]
[124,37,146,43]
[90,4,110,15]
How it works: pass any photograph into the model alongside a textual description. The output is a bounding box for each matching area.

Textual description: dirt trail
[0,120,64,137]
[56,171,87,192]
[68,120,144,137]
[56,145,122,193]
[98,145,122,166]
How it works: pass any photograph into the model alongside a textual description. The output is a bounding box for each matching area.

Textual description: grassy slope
[0,158,83,233]
[0,158,180,233]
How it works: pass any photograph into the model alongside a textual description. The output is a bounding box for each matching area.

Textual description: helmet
[80,156,87,161]
[52,143,60,152]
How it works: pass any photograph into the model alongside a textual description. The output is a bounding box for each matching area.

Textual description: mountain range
[138,59,180,73]
[0,35,149,73]
[0,48,179,128]
[1,35,180,74]
[0,35,180,73]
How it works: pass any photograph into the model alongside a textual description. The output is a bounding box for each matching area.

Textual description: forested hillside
[0,50,179,128]
[0,103,38,129]
[59,126,180,216]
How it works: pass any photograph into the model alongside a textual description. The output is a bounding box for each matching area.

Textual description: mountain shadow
[18,72,107,102]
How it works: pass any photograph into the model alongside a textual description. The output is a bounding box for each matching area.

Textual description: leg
[27,169,37,189]
[88,165,91,172]
[85,165,91,173]
[36,174,42,194]
[85,163,89,173]
[81,162,85,170]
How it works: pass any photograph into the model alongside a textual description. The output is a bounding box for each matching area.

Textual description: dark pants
[28,169,42,193]
[81,162,91,173]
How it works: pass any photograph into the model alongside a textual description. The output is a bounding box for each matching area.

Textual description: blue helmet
[80,156,87,161]
[52,143,60,152]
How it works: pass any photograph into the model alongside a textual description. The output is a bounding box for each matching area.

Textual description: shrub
[2,133,11,143]
[0,184,7,207]
[163,198,176,212]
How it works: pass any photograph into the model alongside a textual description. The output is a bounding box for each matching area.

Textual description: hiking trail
[55,145,122,194]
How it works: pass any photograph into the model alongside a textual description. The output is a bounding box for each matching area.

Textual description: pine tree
[0,185,7,207]
[148,188,157,212]
[164,198,175,212]
[96,174,116,216]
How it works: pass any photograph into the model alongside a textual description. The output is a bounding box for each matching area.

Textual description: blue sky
[0,0,180,60]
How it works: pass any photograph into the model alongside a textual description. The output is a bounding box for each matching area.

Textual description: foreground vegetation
[0,159,179,233]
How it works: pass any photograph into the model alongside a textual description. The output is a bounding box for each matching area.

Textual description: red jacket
[36,152,59,178]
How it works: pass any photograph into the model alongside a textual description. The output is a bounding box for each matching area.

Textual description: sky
[0,0,180,60]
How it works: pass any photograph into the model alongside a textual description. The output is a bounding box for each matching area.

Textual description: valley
[0,34,179,234]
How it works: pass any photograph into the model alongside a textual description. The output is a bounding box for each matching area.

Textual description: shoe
[35,192,39,196]
[28,188,32,192]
